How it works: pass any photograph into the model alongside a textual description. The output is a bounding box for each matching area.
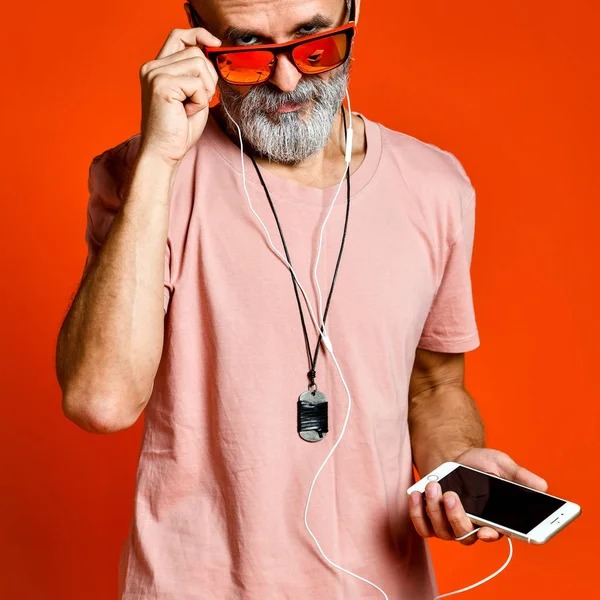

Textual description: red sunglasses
[189,0,357,86]
[203,23,356,86]
[204,23,356,85]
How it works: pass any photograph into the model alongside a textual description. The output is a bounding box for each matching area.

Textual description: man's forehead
[198,0,346,37]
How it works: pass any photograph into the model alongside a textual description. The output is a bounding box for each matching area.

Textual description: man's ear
[183,2,202,28]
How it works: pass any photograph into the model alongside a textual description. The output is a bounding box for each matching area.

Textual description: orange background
[1,0,597,598]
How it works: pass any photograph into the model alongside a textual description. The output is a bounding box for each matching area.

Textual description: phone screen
[435,465,566,535]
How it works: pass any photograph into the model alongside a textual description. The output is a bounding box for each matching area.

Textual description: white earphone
[220,90,513,600]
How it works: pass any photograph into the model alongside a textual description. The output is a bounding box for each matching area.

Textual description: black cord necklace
[249,106,351,443]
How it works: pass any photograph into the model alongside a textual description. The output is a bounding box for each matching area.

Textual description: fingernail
[445,494,456,508]
[410,493,420,506]
[426,484,439,499]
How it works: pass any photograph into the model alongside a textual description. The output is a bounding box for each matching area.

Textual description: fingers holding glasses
[141,49,218,99]
[144,46,218,84]
[138,27,222,165]
[156,27,221,61]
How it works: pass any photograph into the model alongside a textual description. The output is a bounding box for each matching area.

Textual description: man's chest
[171,180,438,351]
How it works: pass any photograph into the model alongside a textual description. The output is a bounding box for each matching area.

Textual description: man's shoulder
[363,115,475,205]
[90,132,142,176]
[88,133,142,208]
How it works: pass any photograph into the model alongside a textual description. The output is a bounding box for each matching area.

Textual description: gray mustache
[242,81,323,114]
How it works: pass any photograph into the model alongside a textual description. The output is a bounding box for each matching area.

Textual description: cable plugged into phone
[408,459,583,597]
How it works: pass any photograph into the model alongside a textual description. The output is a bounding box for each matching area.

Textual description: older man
[56,0,548,598]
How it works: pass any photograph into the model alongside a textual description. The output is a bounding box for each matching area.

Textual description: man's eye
[300,26,318,35]
[237,35,259,46]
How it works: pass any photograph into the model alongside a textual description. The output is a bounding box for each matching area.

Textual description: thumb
[498,454,548,492]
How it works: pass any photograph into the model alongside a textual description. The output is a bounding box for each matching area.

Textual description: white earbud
[344,90,354,164]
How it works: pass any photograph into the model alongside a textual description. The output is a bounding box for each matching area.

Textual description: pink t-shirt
[84,111,480,599]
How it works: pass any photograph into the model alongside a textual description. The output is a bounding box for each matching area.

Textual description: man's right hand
[139,27,222,166]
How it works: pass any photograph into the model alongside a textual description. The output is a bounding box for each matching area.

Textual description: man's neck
[213,106,366,190]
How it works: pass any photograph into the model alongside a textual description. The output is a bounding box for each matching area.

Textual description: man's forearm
[408,383,485,477]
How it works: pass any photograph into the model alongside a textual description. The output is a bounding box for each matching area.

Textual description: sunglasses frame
[203,23,356,86]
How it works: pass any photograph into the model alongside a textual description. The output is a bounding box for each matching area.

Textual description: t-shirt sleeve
[417,192,480,353]
[83,139,173,315]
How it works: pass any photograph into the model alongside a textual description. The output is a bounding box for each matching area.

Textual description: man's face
[187,0,352,164]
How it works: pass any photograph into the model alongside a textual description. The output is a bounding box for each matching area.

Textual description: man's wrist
[135,147,181,177]
[413,442,484,477]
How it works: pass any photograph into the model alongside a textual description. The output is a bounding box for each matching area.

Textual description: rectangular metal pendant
[297,390,328,442]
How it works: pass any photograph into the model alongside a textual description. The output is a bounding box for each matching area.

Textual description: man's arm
[55,151,178,434]
[408,347,485,477]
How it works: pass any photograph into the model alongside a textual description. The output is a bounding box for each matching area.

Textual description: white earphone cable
[433,528,513,599]
[221,96,390,599]
[220,93,513,600]
[313,92,353,327]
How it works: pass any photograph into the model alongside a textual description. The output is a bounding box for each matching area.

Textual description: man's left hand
[408,448,548,544]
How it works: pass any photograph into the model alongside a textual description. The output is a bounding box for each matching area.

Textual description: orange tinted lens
[216,51,275,84]
[292,33,348,74]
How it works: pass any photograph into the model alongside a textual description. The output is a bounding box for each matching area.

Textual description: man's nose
[269,54,303,93]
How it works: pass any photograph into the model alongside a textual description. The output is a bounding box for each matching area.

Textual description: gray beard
[218,60,351,165]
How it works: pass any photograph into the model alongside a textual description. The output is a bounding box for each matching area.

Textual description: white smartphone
[406,461,581,544]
